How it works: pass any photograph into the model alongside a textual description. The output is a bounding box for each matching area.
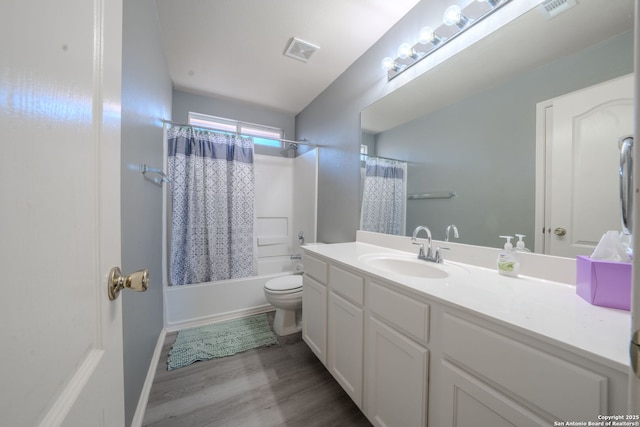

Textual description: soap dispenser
[514,234,531,253]
[497,235,520,277]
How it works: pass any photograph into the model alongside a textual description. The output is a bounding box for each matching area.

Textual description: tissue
[590,230,632,263]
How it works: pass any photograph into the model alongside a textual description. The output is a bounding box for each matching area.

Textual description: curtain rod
[161,119,315,147]
[361,153,409,163]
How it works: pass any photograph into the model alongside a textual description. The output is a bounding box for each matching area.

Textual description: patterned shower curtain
[360,157,407,235]
[167,126,257,285]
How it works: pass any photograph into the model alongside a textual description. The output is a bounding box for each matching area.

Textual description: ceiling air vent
[538,0,578,20]
[284,37,319,63]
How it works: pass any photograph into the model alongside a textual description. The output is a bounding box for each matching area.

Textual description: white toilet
[264,275,303,336]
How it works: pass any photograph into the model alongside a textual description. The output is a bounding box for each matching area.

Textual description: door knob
[554,227,567,236]
[108,267,149,300]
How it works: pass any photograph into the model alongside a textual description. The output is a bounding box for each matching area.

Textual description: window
[188,112,283,148]
[360,144,368,162]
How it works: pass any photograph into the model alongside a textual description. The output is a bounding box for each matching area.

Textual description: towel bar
[141,163,170,184]
[408,191,456,200]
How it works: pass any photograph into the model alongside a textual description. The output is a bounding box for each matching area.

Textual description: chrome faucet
[409,226,435,262]
[445,224,459,242]
[412,225,446,263]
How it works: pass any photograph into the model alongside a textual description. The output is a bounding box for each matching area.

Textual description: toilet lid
[265,275,303,291]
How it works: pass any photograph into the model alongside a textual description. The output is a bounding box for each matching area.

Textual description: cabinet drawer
[329,265,364,306]
[369,281,430,345]
[442,313,607,421]
[304,254,328,284]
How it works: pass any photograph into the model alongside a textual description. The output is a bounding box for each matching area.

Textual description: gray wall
[121,0,172,424]
[296,0,465,243]
[375,31,633,248]
[297,0,633,245]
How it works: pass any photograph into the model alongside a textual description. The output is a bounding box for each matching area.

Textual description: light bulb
[397,42,415,60]
[418,26,441,46]
[443,5,461,25]
[443,5,468,28]
[381,57,397,71]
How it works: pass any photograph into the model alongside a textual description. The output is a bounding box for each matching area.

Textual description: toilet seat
[264,275,302,293]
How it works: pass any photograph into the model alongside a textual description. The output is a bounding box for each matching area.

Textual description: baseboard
[130,328,167,427]
[164,304,274,332]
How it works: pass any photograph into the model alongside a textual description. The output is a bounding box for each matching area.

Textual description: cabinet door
[328,292,363,408]
[302,275,327,364]
[442,313,607,421]
[437,362,549,427]
[366,316,428,427]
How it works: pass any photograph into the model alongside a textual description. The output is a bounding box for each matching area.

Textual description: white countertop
[303,241,631,373]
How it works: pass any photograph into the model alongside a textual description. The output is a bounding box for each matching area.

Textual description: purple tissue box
[576,256,631,311]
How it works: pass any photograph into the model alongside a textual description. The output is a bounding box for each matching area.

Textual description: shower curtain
[360,157,407,235]
[167,125,257,285]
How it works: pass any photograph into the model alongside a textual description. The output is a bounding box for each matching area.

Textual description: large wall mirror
[360,0,634,257]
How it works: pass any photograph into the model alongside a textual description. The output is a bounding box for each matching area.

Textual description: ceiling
[154,0,421,115]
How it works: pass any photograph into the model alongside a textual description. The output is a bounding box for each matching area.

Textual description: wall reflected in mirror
[360,0,634,255]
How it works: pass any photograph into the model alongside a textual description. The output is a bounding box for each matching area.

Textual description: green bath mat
[167,313,278,370]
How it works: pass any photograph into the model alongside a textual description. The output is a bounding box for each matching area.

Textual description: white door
[536,74,634,257]
[0,1,125,426]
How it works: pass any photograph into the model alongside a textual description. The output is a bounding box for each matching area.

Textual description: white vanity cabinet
[303,254,365,406]
[302,246,629,427]
[302,254,328,364]
[365,280,430,427]
[430,310,629,427]
[327,265,364,407]
[303,253,430,425]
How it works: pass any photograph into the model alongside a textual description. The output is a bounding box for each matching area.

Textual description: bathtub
[163,255,302,331]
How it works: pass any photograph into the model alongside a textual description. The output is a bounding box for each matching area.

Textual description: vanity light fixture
[381,0,511,81]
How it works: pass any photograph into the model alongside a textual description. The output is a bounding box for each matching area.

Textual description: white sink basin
[359,253,465,279]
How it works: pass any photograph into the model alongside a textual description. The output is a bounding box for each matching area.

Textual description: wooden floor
[142,314,372,427]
